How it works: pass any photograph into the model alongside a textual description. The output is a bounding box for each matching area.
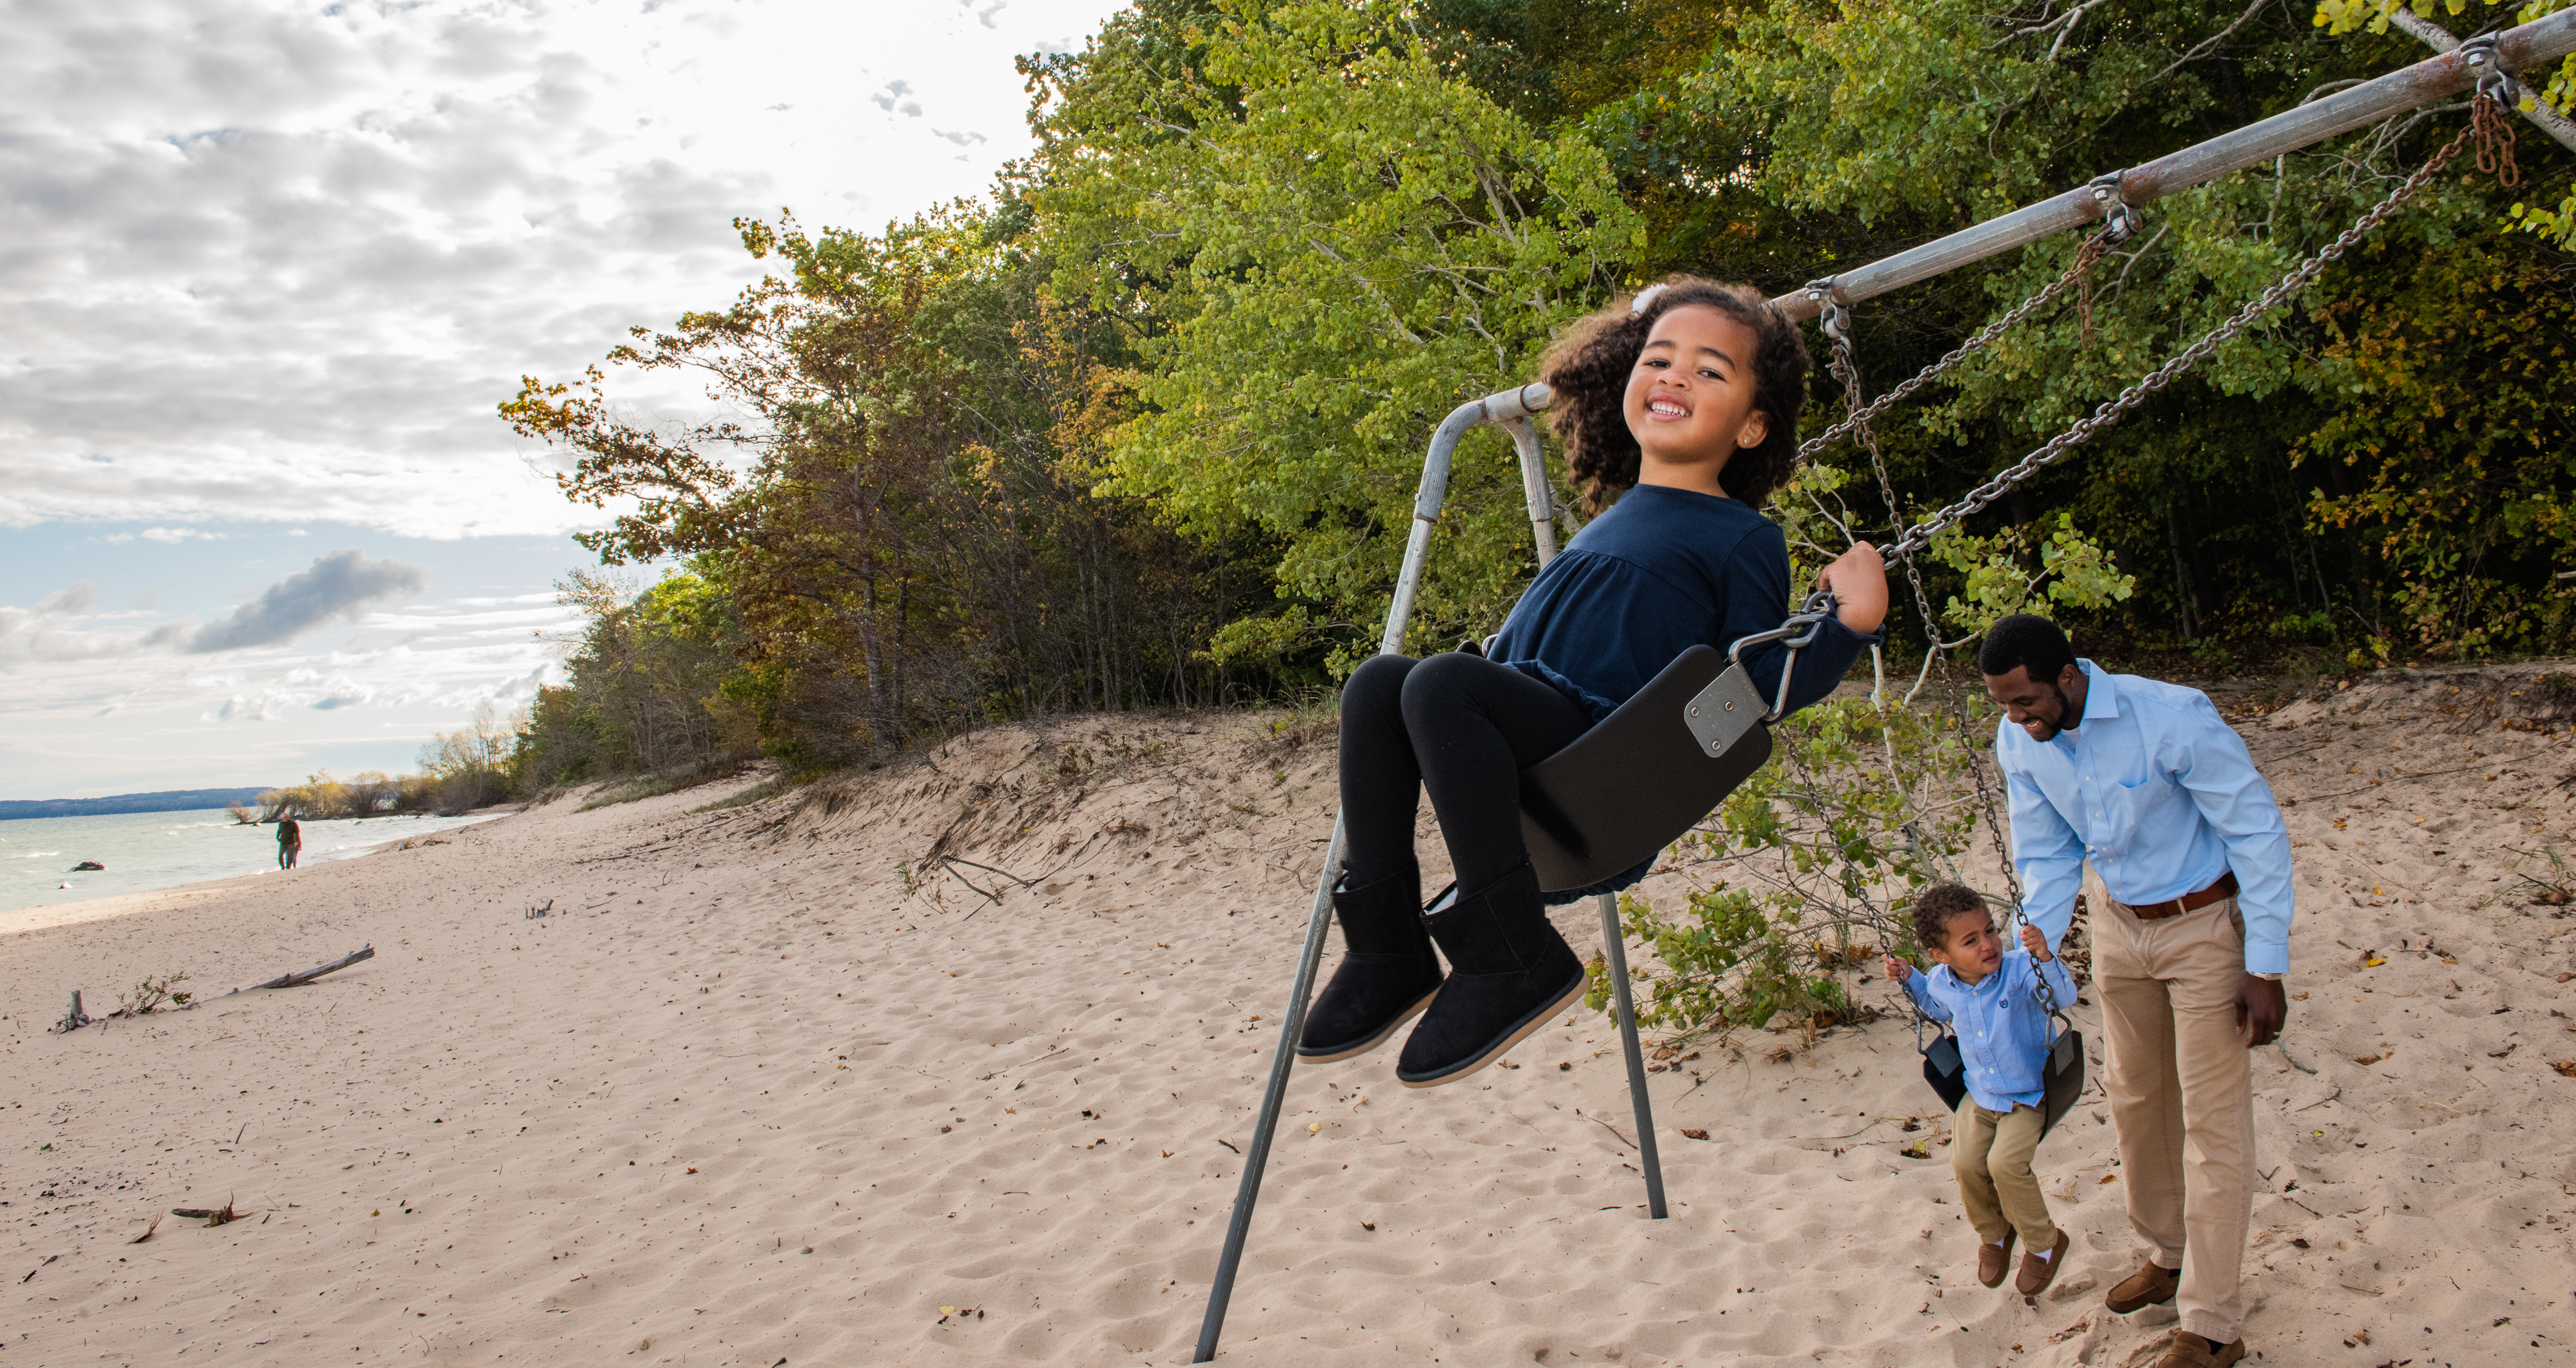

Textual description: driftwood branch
[250,945,374,990]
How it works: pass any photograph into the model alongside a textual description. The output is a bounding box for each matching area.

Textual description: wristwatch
[2249,971,2285,982]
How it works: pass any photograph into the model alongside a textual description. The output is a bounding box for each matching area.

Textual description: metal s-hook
[2085,171,2142,243]
[2460,30,2513,105]
[1805,278,1851,349]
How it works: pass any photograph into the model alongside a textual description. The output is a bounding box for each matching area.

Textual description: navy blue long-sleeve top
[1487,483,1879,722]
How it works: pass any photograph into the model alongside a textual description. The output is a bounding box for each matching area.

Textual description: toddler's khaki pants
[1952,1096,2057,1250]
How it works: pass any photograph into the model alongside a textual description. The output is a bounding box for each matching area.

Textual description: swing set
[1192,16,2565,1361]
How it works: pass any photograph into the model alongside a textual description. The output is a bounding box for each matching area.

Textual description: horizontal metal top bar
[1769,6,2576,322]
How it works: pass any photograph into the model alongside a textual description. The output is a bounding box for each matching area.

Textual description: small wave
[5,852,63,860]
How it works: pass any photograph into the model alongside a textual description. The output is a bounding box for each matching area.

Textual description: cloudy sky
[0,0,1128,800]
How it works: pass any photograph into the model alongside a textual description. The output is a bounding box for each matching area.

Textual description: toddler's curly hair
[1538,276,1812,515]
[1909,882,1991,955]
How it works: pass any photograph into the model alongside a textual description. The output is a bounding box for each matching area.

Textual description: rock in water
[70,861,105,872]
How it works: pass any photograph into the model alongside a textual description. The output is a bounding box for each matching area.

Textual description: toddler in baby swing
[1884,882,2079,1296]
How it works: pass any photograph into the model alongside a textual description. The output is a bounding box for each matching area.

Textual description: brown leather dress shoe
[2106,1258,2181,1313]
[1976,1232,2017,1288]
[2154,1332,2247,1367]
[2016,1229,2072,1296]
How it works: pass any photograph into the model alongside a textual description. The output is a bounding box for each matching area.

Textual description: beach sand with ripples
[4,670,2573,1365]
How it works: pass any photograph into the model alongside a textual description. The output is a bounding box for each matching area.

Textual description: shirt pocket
[2094,771,2184,850]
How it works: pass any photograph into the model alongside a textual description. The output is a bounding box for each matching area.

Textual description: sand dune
[5,667,2573,1365]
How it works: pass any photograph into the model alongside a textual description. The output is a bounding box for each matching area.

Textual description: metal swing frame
[1190,380,1675,1365]
[1190,12,2576,1360]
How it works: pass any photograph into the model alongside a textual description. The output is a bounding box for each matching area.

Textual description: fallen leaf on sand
[1307,1122,1321,1134]
[2552,1060,2576,1079]
[1361,1221,1376,1231]
[685,1167,697,1174]
[1679,1128,1710,1140]
[2098,1174,2118,1184]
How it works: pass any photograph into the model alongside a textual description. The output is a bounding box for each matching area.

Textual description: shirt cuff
[1816,613,1886,649]
[2244,941,2289,976]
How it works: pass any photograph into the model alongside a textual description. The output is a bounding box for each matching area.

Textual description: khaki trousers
[2096,892,2255,1344]
[1951,1096,2057,1250]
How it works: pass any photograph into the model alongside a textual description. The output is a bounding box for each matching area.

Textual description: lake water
[0,808,500,914]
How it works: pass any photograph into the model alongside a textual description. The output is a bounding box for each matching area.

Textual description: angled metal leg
[1597,892,1668,1218]
[1193,813,1344,1363]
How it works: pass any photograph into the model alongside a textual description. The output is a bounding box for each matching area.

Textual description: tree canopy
[502,0,2576,773]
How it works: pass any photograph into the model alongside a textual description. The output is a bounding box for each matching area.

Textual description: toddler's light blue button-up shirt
[1997,660,2295,974]
[1902,950,2079,1112]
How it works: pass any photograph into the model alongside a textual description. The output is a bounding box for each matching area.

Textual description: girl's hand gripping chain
[2020,922,2053,962]
[1881,954,1914,983]
[1816,540,1889,636]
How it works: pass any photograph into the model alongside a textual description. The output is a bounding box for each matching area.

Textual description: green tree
[1029,0,1642,669]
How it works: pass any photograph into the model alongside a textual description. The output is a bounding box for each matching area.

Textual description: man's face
[1984,663,2080,742]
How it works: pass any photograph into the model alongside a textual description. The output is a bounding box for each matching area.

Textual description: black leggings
[1337,652,1594,894]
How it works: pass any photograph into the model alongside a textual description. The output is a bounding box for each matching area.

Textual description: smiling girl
[1301,277,1891,1088]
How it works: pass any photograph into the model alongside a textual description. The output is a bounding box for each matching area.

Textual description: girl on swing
[1301,277,1891,1087]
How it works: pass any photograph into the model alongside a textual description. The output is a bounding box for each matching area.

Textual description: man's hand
[2020,923,2053,962]
[1882,955,1913,983]
[2235,974,2287,1048]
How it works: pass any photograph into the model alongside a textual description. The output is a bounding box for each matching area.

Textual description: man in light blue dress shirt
[1981,615,2292,1368]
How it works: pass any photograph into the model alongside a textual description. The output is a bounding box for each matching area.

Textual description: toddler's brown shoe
[2015,1230,2071,1296]
[2153,1332,2246,1367]
[2105,1259,2181,1313]
[1976,1232,2016,1288]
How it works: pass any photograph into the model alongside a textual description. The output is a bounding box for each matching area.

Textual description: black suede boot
[1295,866,1443,1063]
[1396,859,1583,1088]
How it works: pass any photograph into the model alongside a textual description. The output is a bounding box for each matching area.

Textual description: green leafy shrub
[1585,687,2012,1043]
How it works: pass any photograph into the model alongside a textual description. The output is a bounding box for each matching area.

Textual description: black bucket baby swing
[1191,21,2551,1360]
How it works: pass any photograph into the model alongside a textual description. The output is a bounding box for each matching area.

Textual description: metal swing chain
[1882,111,2485,566]
[1818,108,2486,1018]
[1796,223,2120,464]
[1822,311,1946,651]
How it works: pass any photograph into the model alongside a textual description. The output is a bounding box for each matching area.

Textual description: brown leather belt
[2116,870,2237,921]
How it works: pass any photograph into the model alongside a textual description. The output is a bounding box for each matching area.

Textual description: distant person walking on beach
[276,813,303,870]
[1981,615,2293,1368]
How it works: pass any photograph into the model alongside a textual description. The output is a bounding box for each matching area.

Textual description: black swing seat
[1922,1020,2086,1138]
[1518,644,1774,894]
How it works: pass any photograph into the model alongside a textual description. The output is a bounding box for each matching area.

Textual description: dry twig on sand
[170,1195,252,1226]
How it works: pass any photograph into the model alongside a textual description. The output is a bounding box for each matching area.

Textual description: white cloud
[0,0,1130,540]
[0,0,1129,797]
[35,582,97,613]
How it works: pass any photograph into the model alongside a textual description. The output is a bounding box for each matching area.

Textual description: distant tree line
[496,0,2576,783]
[250,705,520,820]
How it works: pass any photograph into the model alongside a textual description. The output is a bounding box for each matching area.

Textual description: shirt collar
[2068,658,2118,728]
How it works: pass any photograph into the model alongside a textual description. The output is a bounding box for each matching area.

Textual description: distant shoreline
[0,788,277,821]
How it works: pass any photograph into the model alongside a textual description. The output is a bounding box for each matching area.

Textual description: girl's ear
[1736,409,1770,452]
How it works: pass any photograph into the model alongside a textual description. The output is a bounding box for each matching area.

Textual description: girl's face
[1623,304,1770,497]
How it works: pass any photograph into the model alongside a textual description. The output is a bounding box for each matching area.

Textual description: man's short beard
[2025,680,2074,741]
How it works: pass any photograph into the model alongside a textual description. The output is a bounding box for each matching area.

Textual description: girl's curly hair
[1539,276,1811,515]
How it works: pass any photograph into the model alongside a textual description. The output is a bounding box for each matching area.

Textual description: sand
[4,665,2573,1367]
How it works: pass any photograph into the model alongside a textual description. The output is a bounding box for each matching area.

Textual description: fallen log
[57,945,377,1032]
[249,944,374,990]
